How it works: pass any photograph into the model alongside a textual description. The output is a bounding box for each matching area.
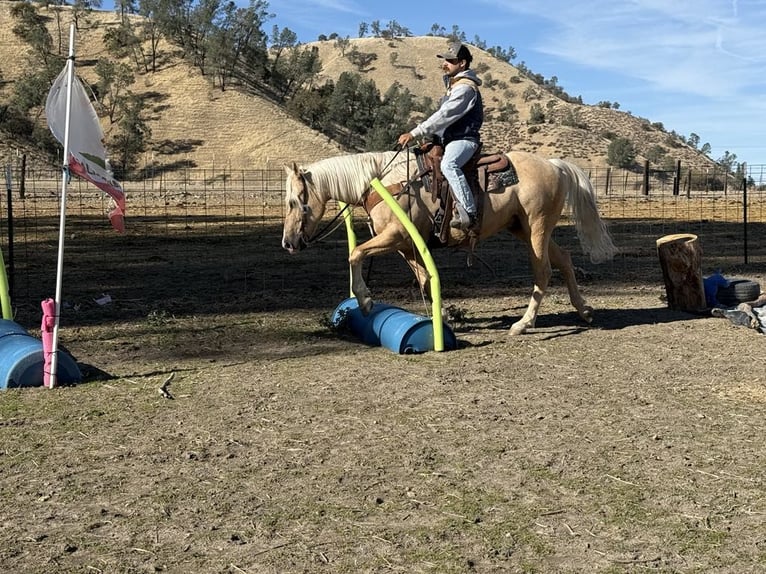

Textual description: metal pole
[49,23,77,388]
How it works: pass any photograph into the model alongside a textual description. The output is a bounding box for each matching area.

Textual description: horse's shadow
[453,305,707,344]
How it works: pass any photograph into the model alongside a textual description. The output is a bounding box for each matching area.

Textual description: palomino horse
[281,149,617,335]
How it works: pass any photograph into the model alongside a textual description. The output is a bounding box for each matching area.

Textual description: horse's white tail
[549,158,618,263]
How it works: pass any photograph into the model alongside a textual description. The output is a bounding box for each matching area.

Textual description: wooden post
[642,160,649,196]
[656,233,706,312]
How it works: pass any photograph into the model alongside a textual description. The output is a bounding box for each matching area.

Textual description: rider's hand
[397,132,414,147]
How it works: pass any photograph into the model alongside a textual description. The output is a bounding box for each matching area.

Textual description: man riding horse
[398,42,483,233]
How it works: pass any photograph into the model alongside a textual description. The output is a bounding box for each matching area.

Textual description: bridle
[291,146,422,247]
[292,170,351,246]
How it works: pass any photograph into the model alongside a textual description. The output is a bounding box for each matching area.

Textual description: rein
[305,203,352,245]
[299,146,423,246]
[298,177,353,245]
[362,146,427,212]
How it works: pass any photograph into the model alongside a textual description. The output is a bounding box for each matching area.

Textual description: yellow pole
[338,201,356,297]
[369,178,446,351]
[0,245,10,319]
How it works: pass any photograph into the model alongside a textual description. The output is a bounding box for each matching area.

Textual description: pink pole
[41,298,56,388]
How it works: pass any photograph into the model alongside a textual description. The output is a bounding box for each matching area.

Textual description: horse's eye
[288,198,301,210]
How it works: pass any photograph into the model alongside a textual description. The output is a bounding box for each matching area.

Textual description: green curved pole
[0,245,10,319]
[369,178,446,351]
[338,201,356,297]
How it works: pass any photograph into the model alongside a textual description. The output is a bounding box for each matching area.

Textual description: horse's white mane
[295,151,412,204]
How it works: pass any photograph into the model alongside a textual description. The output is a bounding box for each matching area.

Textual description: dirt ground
[2,195,766,573]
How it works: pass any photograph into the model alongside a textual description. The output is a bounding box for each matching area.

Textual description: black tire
[716,278,761,306]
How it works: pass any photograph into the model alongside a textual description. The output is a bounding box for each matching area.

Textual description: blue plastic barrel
[0,319,82,389]
[331,298,457,353]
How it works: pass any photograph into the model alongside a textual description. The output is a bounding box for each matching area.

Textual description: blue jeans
[441,139,479,216]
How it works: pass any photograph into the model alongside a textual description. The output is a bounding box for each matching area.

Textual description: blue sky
[263,0,766,168]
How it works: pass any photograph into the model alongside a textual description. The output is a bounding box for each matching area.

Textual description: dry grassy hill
[0,2,715,172]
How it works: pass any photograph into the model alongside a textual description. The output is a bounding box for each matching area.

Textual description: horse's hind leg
[548,239,593,323]
[510,227,552,336]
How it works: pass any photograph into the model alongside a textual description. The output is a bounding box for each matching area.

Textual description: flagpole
[48,23,76,389]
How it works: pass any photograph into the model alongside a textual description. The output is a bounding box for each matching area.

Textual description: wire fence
[2,162,766,326]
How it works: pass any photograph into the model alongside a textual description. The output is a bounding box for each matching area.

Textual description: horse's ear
[284,164,295,177]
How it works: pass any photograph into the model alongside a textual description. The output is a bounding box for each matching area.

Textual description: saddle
[416,140,519,244]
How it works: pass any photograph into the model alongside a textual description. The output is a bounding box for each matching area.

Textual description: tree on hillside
[72,0,102,31]
[104,21,143,68]
[287,82,332,129]
[323,72,379,148]
[334,35,350,56]
[110,93,152,175]
[272,45,322,100]
[11,2,54,66]
[717,151,737,173]
[161,0,221,74]
[381,20,411,38]
[528,103,545,125]
[607,137,636,168]
[687,132,700,150]
[428,23,447,36]
[269,25,298,69]
[134,0,167,73]
[103,2,162,74]
[115,0,137,22]
[447,25,466,43]
[6,1,62,145]
[364,82,415,149]
[486,44,516,63]
[645,144,666,164]
[94,59,135,123]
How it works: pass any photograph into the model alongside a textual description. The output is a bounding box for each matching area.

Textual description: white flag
[46,66,126,232]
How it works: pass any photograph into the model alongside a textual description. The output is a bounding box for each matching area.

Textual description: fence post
[672,160,681,196]
[19,155,26,199]
[743,176,748,265]
[643,160,649,196]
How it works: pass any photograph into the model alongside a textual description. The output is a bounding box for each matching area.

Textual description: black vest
[443,80,483,145]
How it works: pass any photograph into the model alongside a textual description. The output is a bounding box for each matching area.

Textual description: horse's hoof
[581,306,594,323]
[509,321,527,336]
[360,298,374,316]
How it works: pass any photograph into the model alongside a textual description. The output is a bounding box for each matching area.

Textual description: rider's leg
[441,139,479,229]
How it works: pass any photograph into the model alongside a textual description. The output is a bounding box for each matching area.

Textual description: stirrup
[450,212,477,231]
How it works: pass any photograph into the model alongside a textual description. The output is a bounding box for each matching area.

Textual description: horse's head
[282,163,326,253]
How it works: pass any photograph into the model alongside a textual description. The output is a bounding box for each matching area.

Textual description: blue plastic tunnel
[0,319,82,389]
[331,298,457,354]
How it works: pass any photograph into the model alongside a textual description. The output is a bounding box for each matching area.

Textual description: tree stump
[656,233,706,312]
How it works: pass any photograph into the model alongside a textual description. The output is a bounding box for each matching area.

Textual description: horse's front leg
[349,229,406,315]
[400,248,432,299]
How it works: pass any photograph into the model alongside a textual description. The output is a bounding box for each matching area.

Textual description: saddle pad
[494,160,519,187]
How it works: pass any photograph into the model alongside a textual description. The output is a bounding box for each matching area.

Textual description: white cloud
[487,0,766,99]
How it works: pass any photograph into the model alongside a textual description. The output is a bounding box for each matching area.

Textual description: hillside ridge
[0,2,715,173]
